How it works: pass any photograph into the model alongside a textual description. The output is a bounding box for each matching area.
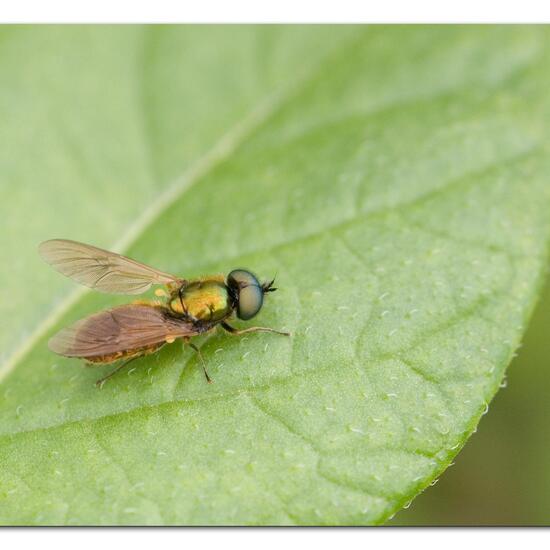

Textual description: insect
[39,239,289,387]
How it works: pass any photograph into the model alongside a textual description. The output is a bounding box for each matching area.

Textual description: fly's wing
[39,239,183,295]
[48,304,198,359]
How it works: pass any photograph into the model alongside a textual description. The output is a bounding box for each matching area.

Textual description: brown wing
[39,239,183,295]
[48,304,198,359]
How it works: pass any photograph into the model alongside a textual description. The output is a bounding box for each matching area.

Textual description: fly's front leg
[178,290,201,324]
[221,322,290,337]
[184,337,213,383]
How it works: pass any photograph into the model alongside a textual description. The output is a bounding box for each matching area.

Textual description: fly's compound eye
[227,269,264,320]
[227,269,259,288]
[237,283,264,320]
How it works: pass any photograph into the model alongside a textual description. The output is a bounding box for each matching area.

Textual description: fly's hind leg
[221,322,290,337]
[184,338,213,384]
[95,356,139,388]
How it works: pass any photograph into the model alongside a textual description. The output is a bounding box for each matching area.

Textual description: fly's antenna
[262,275,278,293]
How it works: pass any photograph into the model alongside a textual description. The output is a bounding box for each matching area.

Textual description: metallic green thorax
[169,278,232,322]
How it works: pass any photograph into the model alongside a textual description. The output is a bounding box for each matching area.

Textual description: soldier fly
[39,239,289,387]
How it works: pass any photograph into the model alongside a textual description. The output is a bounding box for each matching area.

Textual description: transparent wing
[39,239,182,294]
[48,304,198,358]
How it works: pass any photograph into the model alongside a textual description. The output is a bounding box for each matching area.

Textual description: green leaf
[1,26,550,525]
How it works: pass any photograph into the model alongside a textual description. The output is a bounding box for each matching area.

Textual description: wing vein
[38,239,182,295]
[48,304,198,359]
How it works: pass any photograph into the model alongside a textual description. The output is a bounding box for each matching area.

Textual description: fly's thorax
[169,278,232,322]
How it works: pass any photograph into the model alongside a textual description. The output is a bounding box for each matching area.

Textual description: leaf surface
[1,26,550,525]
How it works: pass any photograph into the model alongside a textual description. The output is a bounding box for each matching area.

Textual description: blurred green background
[393,270,550,525]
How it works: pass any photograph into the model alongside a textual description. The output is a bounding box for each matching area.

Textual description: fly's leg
[178,288,199,323]
[95,356,139,388]
[221,322,290,337]
[185,339,213,384]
